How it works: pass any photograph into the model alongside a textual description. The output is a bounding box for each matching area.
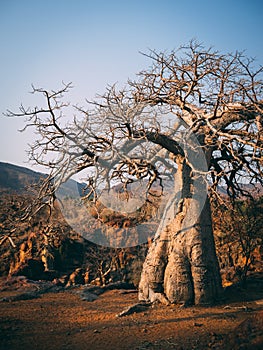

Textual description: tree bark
[138,158,222,305]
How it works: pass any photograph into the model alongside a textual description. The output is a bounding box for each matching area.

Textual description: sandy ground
[0,280,263,350]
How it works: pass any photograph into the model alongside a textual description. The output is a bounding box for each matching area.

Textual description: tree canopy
[7,41,263,209]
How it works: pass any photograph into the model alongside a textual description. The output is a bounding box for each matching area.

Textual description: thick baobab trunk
[138,158,222,306]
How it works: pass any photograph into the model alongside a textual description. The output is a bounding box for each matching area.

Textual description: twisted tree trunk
[138,158,222,305]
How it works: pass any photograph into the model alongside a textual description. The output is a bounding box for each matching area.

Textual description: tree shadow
[221,272,263,304]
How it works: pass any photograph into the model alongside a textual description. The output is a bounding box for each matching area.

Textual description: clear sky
[1,0,263,172]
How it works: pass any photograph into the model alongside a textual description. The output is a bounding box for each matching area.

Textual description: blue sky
[1,0,263,171]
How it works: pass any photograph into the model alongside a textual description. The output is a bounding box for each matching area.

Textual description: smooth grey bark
[138,158,222,305]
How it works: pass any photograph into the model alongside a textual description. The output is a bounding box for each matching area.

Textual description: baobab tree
[6,41,263,305]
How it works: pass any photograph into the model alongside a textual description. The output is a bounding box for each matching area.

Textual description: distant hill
[0,162,46,193]
[0,162,83,198]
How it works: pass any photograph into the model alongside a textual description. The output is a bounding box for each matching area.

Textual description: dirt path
[0,286,262,350]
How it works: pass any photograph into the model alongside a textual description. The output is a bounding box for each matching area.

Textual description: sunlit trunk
[138,157,222,305]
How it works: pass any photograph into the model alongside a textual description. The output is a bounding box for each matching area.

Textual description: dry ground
[0,279,263,350]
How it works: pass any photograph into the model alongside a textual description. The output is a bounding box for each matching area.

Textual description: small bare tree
[6,41,263,305]
[214,197,263,285]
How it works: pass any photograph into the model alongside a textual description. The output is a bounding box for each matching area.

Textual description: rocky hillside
[0,162,148,286]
